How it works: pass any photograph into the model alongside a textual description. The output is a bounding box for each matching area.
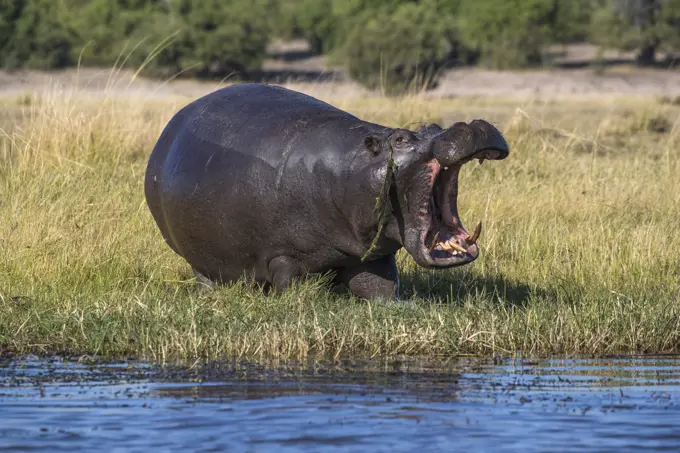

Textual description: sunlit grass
[1,81,679,362]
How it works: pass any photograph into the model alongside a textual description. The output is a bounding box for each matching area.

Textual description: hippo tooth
[444,166,449,170]
[446,239,467,254]
[439,242,452,252]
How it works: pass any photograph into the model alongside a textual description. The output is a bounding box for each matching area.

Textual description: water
[1,354,679,453]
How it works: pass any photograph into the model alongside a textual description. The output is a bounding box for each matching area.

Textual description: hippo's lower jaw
[427,159,480,266]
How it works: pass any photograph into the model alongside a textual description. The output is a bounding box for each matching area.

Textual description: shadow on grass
[397,269,550,308]
[173,263,551,309]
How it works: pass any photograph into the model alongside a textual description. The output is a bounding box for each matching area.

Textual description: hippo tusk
[428,231,440,252]
[466,222,482,246]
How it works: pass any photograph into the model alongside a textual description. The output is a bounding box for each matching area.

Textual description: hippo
[144,83,509,300]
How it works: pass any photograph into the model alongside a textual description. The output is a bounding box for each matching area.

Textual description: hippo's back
[143,83,371,283]
[179,84,359,166]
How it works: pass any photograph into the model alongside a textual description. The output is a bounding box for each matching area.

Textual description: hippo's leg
[268,256,302,294]
[338,254,400,301]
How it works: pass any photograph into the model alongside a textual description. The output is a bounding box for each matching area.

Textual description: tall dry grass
[1,81,679,363]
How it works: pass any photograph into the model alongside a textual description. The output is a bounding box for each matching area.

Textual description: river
[1,354,678,452]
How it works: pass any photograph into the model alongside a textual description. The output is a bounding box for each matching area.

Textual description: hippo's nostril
[431,119,509,167]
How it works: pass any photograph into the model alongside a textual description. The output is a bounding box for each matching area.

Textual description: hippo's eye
[395,136,404,145]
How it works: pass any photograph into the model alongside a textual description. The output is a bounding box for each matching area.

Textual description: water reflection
[0,354,679,452]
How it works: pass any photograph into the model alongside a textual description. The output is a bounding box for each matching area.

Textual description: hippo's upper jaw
[398,119,509,269]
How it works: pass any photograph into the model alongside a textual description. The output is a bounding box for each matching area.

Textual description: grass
[1,82,680,363]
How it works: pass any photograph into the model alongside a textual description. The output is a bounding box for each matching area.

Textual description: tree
[334,0,457,94]
[551,0,594,43]
[456,0,561,69]
[273,0,334,54]
[2,0,73,69]
[590,0,680,66]
[64,0,164,67]
[0,0,25,67]
[145,0,275,77]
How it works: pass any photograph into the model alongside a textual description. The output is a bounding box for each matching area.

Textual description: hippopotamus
[144,83,509,300]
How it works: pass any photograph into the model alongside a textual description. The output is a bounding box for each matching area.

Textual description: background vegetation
[0,0,679,93]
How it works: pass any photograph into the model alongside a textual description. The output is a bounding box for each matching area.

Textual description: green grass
[1,85,680,362]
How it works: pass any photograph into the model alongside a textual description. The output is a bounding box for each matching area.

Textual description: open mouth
[400,118,508,268]
[419,158,481,267]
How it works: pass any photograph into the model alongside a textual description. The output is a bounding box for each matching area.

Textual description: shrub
[64,0,163,67]
[456,0,560,69]
[589,0,680,66]
[0,0,23,67]
[273,0,334,54]
[0,0,274,77]
[142,0,275,78]
[332,0,458,94]
[1,0,74,70]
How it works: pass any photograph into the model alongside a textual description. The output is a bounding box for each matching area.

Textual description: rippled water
[1,354,679,452]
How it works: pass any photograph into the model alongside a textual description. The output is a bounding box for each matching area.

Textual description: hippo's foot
[337,254,406,304]
[268,255,302,294]
[192,268,216,291]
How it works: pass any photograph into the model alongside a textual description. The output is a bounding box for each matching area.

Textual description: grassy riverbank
[1,84,679,362]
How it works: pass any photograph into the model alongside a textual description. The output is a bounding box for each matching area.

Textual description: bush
[0,0,274,77]
[456,0,560,69]
[64,0,163,67]
[139,0,275,78]
[1,0,74,70]
[589,0,680,66]
[273,0,334,54]
[551,0,594,43]
[0,0,23,67]
[331,0,458,94]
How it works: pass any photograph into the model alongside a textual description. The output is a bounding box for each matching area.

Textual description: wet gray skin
[144,84,509,300]
[385,118,510,269]
[1,354,679,453]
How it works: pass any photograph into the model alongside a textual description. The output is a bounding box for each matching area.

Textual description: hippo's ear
[364,136,383,155]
